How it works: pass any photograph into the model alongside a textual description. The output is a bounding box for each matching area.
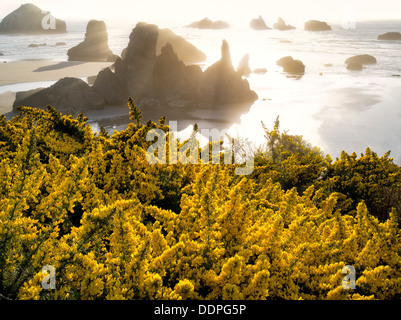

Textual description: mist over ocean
[1,19,401,162]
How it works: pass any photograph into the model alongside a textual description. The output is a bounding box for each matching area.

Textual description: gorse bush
[0,103,400,300]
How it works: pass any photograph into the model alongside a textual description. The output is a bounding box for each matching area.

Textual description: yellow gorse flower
[0,106,400,300]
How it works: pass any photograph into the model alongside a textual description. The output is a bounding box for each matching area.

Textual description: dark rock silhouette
[13,78,105,114]
[253,68,267,74]
[153,42,202,103]
[345,54,377,65]
[67,20,118,62]
[0,52,3,56]
[13,22,257,116]
[200,40,257,105]
[121,28,206,64]
[273,18,295,31]
[277,56,305,74]
[157,28,206,63]
[304,20,331,31]
[92,68,126,105]
[237,54,251,77]
[377,32,401,40]
[28,43,46,48]
[0,3,67,34]
[345,54,376,71]
[187,17,230,29]
[250,16,271,30]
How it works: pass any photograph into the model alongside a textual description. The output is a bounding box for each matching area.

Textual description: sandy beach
[0,60,113,115]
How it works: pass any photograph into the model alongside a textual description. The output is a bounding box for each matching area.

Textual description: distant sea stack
[345,54,377,65]
[377,32,401,40]
[13,22,257,115]
[67,20,118,62]
[0,3,67,34]
[250,16,271,30]
[277,56,305,75]
[304,20,331,31]
[345,54,377,71]
[187,17,230,30]
[273,18,295,31]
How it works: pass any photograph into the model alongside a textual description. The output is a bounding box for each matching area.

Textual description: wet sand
[0,60,113,86]
[0,60,113,116]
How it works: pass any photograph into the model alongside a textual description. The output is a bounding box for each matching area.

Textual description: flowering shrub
[0,104,400,300]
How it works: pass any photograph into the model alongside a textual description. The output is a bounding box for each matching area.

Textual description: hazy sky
[1,0,401,27]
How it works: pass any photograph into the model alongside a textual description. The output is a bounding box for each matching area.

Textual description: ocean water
[1,19,401,162]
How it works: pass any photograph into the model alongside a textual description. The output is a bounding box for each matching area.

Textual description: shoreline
[0,59,113,115]
[1,60,400,165]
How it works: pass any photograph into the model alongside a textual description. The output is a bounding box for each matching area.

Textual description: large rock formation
[115,22,159,102]
[187,17,230,29]
[153,43,202,103]
[277,56,305,75]
[377,32,401,40]
[121,28,206,64]
[67,20,118,62]
[157,28,206,63]
[200,40,257,106]
[13,22,257,116]
[250,16,271,30]
[346,62,363,71]
[0,3,67,34]
[273,18,295,31]
[304,20,331,31]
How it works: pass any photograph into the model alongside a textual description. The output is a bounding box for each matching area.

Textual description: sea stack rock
[187,17,230,29]
[200,40,258,105]
[13,22,258,117]
[121,28,206,65]
[13,78,105,114]
[345,54,377,65]
[377,32,401,40]
[157,28,206,63]
[92,22,160,106]
[250,16,271,30]
[346,63,363,71]
[116,22,159,102]
[153,43,202,103]
[345,54,376,71]
[277,56,305,74]
[67,20,118,62]
[237,53,251,77]
[0,3,67,34]
[304,20,331,31]
[273,17,295,31]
